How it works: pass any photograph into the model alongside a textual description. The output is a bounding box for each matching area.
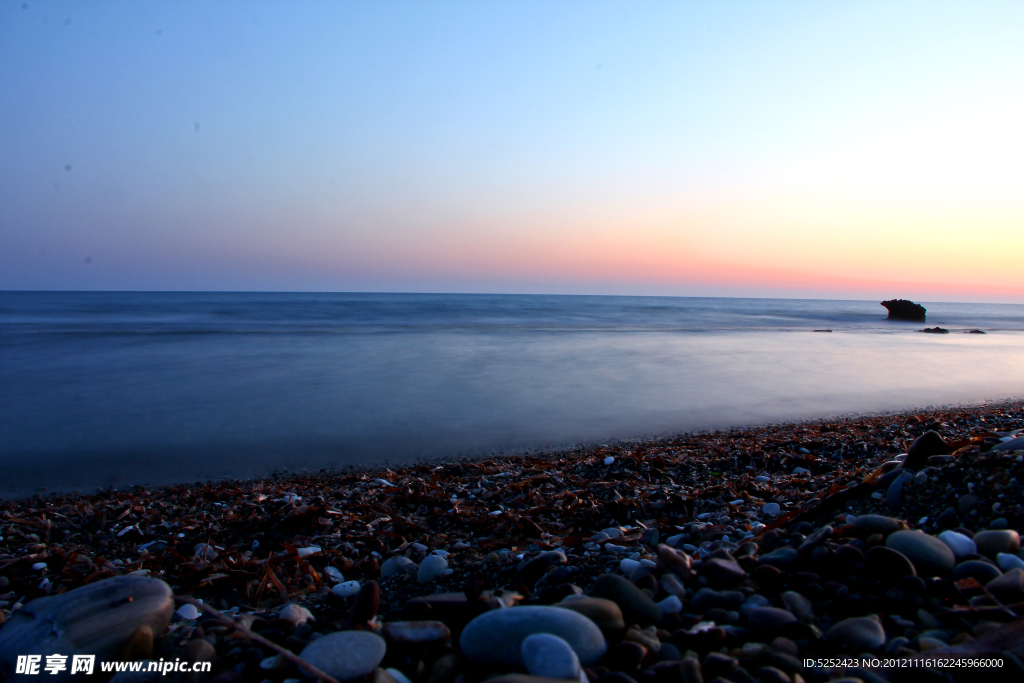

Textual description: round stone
[780,591,815,622]
[417,555,450,584]
[973,530,1021,559]
[852,515,907,538]
[953,561,1002,584]
[588,574,662,626]
[865,546,916,584]
[998,553,1024,572]
[332,581,361,598]
[885,530,955,577]
[987,568,1024,604]
[521,633,581,680]
[937,530,976,560]
[762,503,781,517]
[299,631,386,681]
[825,616,886,652]
[554,597,625,631]
[381,556,417,579]
[747,607,797,634]
[460,605,607,668]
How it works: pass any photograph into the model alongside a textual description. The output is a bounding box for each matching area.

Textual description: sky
[2,1,1023,302]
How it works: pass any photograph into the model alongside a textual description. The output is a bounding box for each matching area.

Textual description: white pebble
[279,604,314,626]
[918,517,929,525]
[603,456,615,466]
[332,581,361,598]
[761,503,781,517]
[432,549,450,557]
[323,566,344,583]
[792,467,811,475]
[640,559,657,568]
[418,554,450,583]
[605,543,627,553]
[755,475,771,483]
[728,499,744,506]
[175,604,200,621]
[31,562,46,571]
[296,546,322,557]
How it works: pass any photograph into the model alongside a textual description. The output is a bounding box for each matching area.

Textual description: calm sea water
[2,292,1023,495]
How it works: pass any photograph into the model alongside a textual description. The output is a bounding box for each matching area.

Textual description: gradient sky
[2,1,1023,301]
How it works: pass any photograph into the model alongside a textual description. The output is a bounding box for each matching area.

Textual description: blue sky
[3,1,1023,300]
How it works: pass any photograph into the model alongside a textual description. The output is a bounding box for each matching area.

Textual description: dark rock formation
[881,299,926,321]
[922,327,949,334]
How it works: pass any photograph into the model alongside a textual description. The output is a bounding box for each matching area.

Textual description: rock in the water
[973,530,1020,558]
[521,633,581,680]
[381,556,417,579]
[418,555,450,584]
[554,597,625,631]
[460,605,606,667]
[825,615,886,652]
[903,431,949,470]
[881,299,926,321]
[938,530,976,560]
[922,327,949,334]
[885,530,955,577]
[588,574,662,626]
[299,631,386,681]
[0,575,174,681]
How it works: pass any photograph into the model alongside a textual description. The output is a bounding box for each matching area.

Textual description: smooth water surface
[2,292,1023,494]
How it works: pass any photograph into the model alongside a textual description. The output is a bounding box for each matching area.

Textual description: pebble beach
[3,400,1024,683]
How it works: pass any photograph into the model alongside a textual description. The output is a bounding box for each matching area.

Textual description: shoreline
[2,398,1024,681]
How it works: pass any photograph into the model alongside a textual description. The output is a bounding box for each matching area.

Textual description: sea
[2,291,1023,496]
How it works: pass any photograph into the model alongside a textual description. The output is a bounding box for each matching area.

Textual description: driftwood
[174,596,342,683]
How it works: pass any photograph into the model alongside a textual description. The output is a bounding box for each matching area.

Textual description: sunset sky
[2,1,1023,301]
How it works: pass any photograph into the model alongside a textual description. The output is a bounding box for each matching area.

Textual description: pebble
[973,530,1021,558]
[30,562,46,571]
[656,595,683,613]
[998,553,1024,571]
[700,556,746,588]
[554,597,625,630]
[381,556,417,579]
[0,575,174,677]
[885,530,955,577]
[825,615,887,652]
[299,630,387,681]
[937,530,976,560]
[418,555,451,584]
[521,633,581,680]
[792,467,811,475]
[780,591,814,622]
[332,581,362,598]
[747,607,797,633]
[987,568,1024,604]
[382,620,451,645]
[279,603,314,626]
[324,566,345,583]
[852,514,906,538]
[588,574,662,625]
[175,603,200,621]
[762,503,781,516]
[952,560,1002,584]
[460,606,606,668]
[603,457,615,466]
